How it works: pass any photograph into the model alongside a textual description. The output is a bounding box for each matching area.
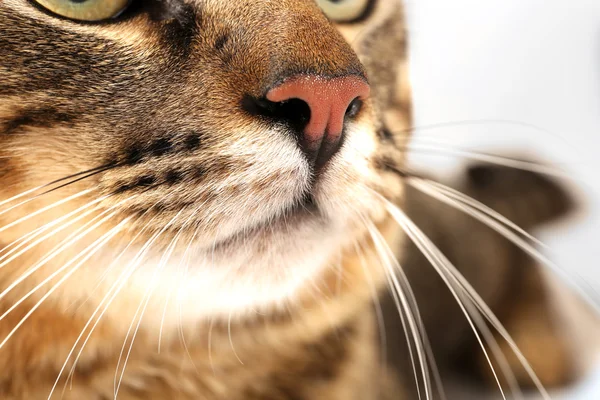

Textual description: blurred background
[404,0,600,398]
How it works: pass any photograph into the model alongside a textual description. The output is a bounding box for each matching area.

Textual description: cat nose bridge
[236,2,370,169]
[262,1,367,80]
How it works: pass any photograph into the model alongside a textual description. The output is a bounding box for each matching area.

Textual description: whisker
[383,205,511,400]
[403,142,575,180]
[59,267,131,397]
[0,164,106,210]
[0,188,94,232]
[352,240,388,376]
[49,218,157,399]
[158,229,197,354]
[402,211,529,400]
[421,179,547,249]
[164,198,216,380]
[0,203,122,303]
[0,216,129,351]
[176,262,201,380]
[158,203,208,355]
[0,209,123,323]
[364,220,448,400]
[0,185,46,210]
[369,232,424,400]
[63,213,155,315]
[0,162,118,217]
[112,228,167,397]
[0,195,105,254]
[409,178,600,313]
[115,234,179,397]
[0,196,109,269]
[208,318,217,375]
[228,311,244,365]
[393,118,580,155]
[36,163,119,198]
[374,191,549,399]
[113,211,183,398]
[362,220,432,400]
[132,218,184,356]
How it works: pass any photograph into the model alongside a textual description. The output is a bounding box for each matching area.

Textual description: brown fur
[0,0,579,399]
[1,1,410,398]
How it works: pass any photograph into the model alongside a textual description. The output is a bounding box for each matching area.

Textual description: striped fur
[0,1,578,399]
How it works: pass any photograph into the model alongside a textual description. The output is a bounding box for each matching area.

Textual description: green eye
[34,0,131,22]
[316,0,372,23]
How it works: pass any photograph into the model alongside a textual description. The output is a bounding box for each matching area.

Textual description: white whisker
[0,195,107,256]
[409,178,600,313]
[176,265,200,380]
[158,229,196,354]
[208,318,217,375]
[0,216,129,351]
[362,219,432,400]
[49,219,158,399]
[373,190,549,399]
[0,203,122,304]
[228,311,244,365]
[422,179,547,249]
[0,196,109,269]
[0,188,93,231]
[158,204,207,355]
[113,211,183,399]
[0,185,46,209]
[0,208,122,318]
[368,223,449,400]
[383,204,511,399]
[64,213,155,315]
[352,240,388,376]
[405,143,574,181]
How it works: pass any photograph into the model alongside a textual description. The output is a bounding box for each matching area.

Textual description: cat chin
[83,220,351,336]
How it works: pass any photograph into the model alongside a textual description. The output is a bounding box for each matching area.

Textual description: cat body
[0,0,578,399]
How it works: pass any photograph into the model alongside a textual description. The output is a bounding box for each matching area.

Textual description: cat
[0,0,579,399]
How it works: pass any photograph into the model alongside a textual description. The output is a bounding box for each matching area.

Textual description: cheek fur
[0,0,408,324]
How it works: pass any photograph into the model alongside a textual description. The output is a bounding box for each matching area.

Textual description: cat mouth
[209,193,320,251]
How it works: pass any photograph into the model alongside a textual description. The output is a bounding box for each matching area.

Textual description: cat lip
[209,194,319,251]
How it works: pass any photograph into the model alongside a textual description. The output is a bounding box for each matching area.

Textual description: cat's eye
[316,0,372,23]
[33,0,131,22]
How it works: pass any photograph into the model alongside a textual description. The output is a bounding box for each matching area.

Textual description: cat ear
[466,164,497,189]
[465,161,579,227]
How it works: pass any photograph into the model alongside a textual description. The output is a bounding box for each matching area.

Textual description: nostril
[241,95,311,133]
[345,97,363,119]
[273,99,312,132]
[244,74,370,171]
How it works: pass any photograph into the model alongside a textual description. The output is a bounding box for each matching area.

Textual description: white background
[404,0,600,398]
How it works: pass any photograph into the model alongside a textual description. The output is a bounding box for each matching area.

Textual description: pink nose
[266,75,370,168]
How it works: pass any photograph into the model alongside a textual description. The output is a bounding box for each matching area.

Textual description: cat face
[0,0,408,322]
